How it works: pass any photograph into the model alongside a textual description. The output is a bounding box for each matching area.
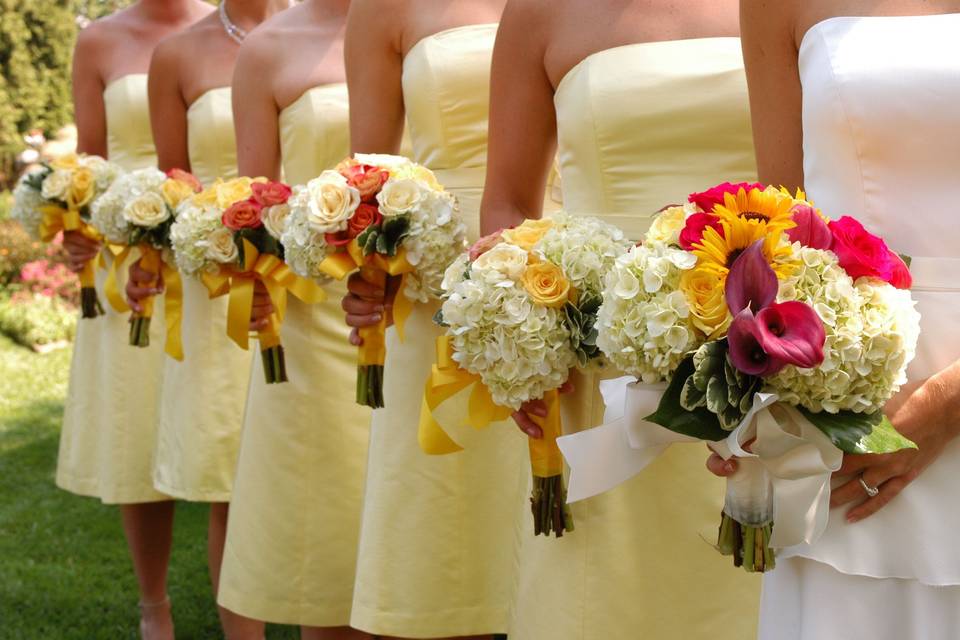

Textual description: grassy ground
[0,334,297,639]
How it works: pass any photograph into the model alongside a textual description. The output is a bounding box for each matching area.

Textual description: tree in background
[0,0,135,187]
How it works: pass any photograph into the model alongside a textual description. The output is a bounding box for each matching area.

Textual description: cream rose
[646,204,692,245]
[41,169,72,200]
[472,242,529,281]
[262,203,290,240]
[377,178,425,217]
[304,170,360,233]
[124,192,170,228]
[204,227,239,264]
[215,177,255,210]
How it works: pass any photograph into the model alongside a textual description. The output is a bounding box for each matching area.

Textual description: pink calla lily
[725,239,778,314]
[787,204,832,250]
[755,301,826,369]
[727,309,788,377]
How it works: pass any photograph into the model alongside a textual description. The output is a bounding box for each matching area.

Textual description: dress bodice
[103,74,156,171]
[554,39,756,241]
[788,13,960,585]
[187,87,238,186]
[279,84,350,185]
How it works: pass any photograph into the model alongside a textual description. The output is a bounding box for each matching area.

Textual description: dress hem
[218,589,352,628]
[56,472,170,505]
[152,480,232,503]
[781,550,960,588]
[350,604,508,637]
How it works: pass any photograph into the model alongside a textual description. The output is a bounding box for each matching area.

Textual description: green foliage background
[0,1,136,184]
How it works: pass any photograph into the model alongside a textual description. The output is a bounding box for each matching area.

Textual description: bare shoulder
[740,0,800,37]
[348,0,408,42]
[151,13,220,69]
[235,16,288,78]
[499,0,553,40]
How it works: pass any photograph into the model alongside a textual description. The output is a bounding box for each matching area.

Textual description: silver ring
[859,476,880,498]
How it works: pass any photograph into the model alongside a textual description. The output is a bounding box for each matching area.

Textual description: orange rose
[166,168,202,193]
[341,163,389,202]
[325,203,382,248]
[251,181,292,207]
[222,198,263,230]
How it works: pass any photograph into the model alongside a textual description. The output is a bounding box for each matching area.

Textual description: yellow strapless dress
[153,87,251,501]
[509,40,761,640]
[56,74,168,504]
[218,85,370,625]
[351,25,554,637]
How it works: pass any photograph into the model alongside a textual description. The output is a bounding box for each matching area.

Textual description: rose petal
[888,251,913,289]
[787,204,832,250]
[755,301,826,369]
[725,239,778,314]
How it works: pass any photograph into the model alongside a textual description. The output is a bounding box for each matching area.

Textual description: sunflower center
[725,248,744,268]
[740,211,769,222]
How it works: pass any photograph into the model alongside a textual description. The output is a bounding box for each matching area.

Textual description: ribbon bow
[558,381,842,549]
[202,238,326,351]
[39,204,101,291]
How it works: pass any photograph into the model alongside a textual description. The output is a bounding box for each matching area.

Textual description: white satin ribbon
[557,382,843,548]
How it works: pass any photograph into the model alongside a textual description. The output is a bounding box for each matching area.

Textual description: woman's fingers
[559,380,575,395]
[349,327,362,347]
[834,453,879,477]
[342,293,384,328]
[522,399,548,418]
[706,452,737,477]
[345,312,382,329]
[844,476,910,524]
[830,464,897,509]
[346,272,385,301]
[512,410,543,439]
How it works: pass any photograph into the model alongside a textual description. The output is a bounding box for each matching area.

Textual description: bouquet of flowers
[288,154,466,407]
[12,153,120,317]
[90,168,201,355]
[171,177,325,383]
[426,214,632,536]
[579,182,920,570]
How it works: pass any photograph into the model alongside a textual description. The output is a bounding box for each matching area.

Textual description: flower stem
[530,474,574,537]
[128,316,151,348]
[80,286,103,319]
[261,345,288,384]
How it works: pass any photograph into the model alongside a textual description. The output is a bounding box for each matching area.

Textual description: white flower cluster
[10,174,45,239]
[169,198,227,277]
[90,168,167,244]
[440,248,577,410]
[596,241,701,383]
[534,212,631,298]
[401,188,466,302]
[768,246,920,413]
[280,182,334,282]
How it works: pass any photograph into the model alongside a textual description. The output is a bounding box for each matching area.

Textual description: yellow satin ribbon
[529,388,565,479]
[318,238,416,367]
[203,238,326,351]
[39,204,100,290]
[102,244,185,361]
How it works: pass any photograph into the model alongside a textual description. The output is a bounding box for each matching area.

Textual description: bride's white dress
[760,14,960,639]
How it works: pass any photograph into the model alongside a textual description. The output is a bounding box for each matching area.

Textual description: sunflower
[714,186,796,235]
[692,214,795,280]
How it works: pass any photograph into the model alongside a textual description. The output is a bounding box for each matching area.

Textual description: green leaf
[799,407,918,454]
[645,356,728,441]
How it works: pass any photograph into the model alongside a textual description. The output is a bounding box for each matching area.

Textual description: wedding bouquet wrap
[564,183,921,571]
[90,168,201,357]
[296,154,466,407]
[12,153,120,317]
[170,177,325,383]
[424,214,631,536]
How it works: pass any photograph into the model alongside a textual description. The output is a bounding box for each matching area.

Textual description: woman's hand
[62,230,101,273]
[513,380,575,438]
[706,450,739,477]
[830,376,960,524]
[341,272,397,346]
[249,280,274,332]
[126,258,164,314]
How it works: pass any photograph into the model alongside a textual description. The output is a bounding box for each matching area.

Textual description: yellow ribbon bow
[103,244,185,361]
[203,238,326,351]
[39,204,101,292]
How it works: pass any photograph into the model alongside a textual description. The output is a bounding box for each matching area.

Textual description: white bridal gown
[760,14,960,640]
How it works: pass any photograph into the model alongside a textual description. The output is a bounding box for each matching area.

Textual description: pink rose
[469,230,504,261]
[828,216,910,289]
[688,181,765,213]
[341,163,389,203]
[787,204,832,250]
[678,212,724,250]
[222,198,263,230]
[251,181,292,207]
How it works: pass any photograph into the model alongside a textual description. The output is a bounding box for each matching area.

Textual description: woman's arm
[72,27,107,157]
[232,33,282,180]
[740,0,804,190]
[479,0,557,235]
[148,37,191,173]
[344,0,407,153]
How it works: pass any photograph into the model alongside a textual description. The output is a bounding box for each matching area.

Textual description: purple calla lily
[787,204,832,250]
[725,239,778,314]
[755,301,826,369]
[727,309,788,377]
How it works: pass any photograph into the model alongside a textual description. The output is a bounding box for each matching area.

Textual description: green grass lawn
[0,335,298,639]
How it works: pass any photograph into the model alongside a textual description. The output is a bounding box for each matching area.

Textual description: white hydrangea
[280,184,334,283]
[767,245,920,413]
[90,168,167,244]
[596,241,701,383]
[402,188,467,302]
[534,212,632,298]
[81,154,122,191]
[169,199,224,277]
[440,250,577,410]
[10,174,45,239]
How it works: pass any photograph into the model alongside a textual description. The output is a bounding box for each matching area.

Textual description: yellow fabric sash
[202,238,326,351]
[103,244,185,361]
[318,239,415,367]
[39,204,100,290]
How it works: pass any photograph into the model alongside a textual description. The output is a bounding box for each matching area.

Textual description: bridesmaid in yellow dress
[128,1,290,636]
[479,1,761,638]
[57,2,211,638]
[340,0,557,637]
[215,2,371,638]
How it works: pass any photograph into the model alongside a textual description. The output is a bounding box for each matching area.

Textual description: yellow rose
[645,205,689,245]
[161,178,196,209]
[680,266,730,339]
[522,259,571,308]
[192,181,220,207]
[66,167,96,208]
[50,153,80,170]
[407,165,442,190]
[502,218,554,251]
[215,177,256,210]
